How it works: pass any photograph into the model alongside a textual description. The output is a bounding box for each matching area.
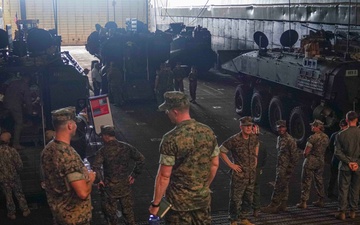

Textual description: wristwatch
[151,201,160,207]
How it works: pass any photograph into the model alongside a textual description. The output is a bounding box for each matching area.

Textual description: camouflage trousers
[165,206,211,225]
[110,83,124,106]
[101,190,135,225]
[189,81,197,101]
[251,168,262,210]
[271,165,295,204]
[0,176,29,215]
[300,160,325,201]
[229,173,255,221]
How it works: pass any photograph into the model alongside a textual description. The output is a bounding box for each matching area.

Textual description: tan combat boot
[349,211,356,219]
[253,209,260,217]
[312,199,324,207]
[278,201,287,211]
[261,203,280,214]
[23,209,31,217]
[239,219,254,225]
[230,221,238,225]
[296,200,307,209]
[335,212,346,220]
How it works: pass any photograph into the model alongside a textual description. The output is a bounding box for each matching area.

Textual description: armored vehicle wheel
[289,106,311,147]
[251,91,269,124]
[235,85,251,115]
[268,96,287,133]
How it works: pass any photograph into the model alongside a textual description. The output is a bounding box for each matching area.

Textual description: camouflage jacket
[276,132,298,168]
[0,143,23,182]
[92,140,145,198]
[188,71,198,82]
[220,132,259,177]
[41,140,92,225]
[157,70,170,91]
[159,119,219,211]
[306,131,329,162]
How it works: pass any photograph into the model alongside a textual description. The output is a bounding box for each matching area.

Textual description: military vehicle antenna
[345,0,352,60]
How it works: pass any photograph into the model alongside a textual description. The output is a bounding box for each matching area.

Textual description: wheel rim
[253,98,262,119]
[291,114,305,140]
[235,93,244,112]
[269,104,281,130]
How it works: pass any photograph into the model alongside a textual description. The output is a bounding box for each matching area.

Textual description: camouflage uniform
[220,124,259,222]
[41,107,92,225]
[300,120,329,202]
[157,92,219,224]
[155,65,171,105]
[108,63,125,106]
[159,118,219,224]
[3,77,32,147]
[0,142,30,217]
[172,65,186,92]
[165,66,175,91]
[188,68,198,102]
[252,141,267,212]
[271,131,298,205]
[92,126,145,225]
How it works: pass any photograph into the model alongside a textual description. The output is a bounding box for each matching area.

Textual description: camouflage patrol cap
[51,106,81,123]
[310,119,324,127]
[100,125,116,136]
[158,91,190,111]
[239,116,253,126]
[276,120,287,128]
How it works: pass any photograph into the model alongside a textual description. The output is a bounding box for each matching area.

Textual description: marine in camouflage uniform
[92,125,145,225]
[172,62,186,92]
[188,66,198,103]
[41,107,95,225]
[0,132,30,220]
[149,91,220,225]
[249,125,267,217]
[165,63,175,91]
[261,120,298,214]
[108,62,125,106]
[3,75,33,150]
[154,64,170,105]
[296,119,329,209]
[220,116,259,225]
[334,111,360,220]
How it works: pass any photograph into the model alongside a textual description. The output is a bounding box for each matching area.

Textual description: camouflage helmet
[276,120,287,128]
[51,106,81,123]
[158,91,190,111]
[100,125,116,136]
[310,119,324,127]
[239,116,253,126]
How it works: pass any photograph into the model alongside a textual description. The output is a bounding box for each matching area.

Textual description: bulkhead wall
[149,1,360,52]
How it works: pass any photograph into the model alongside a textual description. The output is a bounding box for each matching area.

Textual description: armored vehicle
[0,26,90,195]
[221,29,360,146]
[166,22,217,72]
[86,21,171,103]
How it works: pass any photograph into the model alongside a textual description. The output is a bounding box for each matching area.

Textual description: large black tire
[289,106,312,147]
[235,85,251,116]
[251,91,270,124]
[268,96,288,133]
